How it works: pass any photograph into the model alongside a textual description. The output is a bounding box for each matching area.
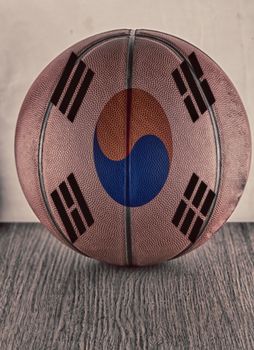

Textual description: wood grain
[0,223,253,349]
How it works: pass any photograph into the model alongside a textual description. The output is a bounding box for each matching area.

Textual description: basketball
[15,29,251,266]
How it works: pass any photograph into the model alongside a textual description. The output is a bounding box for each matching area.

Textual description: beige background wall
[0,0,253,221]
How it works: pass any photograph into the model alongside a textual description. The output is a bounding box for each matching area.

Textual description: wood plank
[0,223,253,349]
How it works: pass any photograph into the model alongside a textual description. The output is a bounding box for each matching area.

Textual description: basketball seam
[124,29,136,266]
[135,32,222,257]
[38,32,130,258]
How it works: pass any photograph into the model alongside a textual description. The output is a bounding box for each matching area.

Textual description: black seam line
[124,29,135,266]
[135,32,221,256]
[38,32,130,256]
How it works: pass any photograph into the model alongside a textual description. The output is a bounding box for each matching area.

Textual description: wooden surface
[0,223,253,350]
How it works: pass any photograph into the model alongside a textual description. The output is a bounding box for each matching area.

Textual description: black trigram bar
[184,172,199,200]
[71,208,86,234]
[51,189,77,243]
[67,173,94,227]
[172,172,216,243]
[184,95,199,122]
[172,52,215,122]
[59,181,74,208]
[67,68,94,123]
[180,60,207,114]
[50,52,94,123]
[188,52,203,79]
[192,181,207,209]
[180,207,195,235]
[172,200,187,227]
[59,60,86,115]
[172,69,187,95]
[200,189,216,216]
[188,216,204,243]
[50,173,94,242]
[51,52,77,106]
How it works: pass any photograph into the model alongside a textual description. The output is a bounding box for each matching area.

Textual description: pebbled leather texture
[15,29,251,266]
